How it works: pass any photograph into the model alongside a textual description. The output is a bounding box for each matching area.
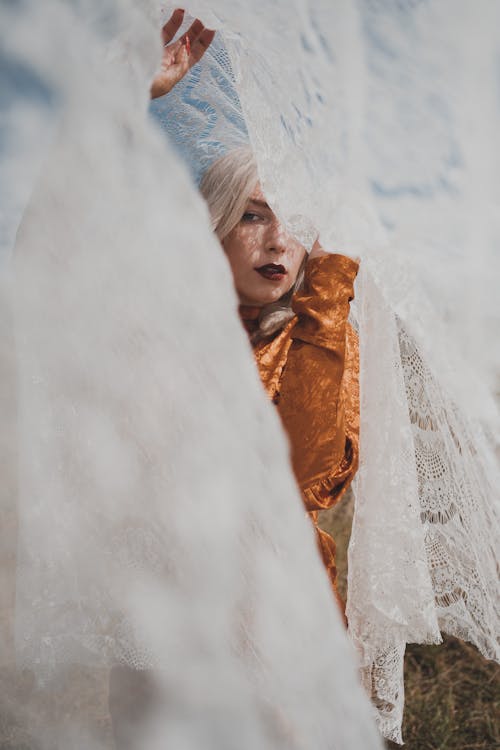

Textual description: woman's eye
[241,212,261,222]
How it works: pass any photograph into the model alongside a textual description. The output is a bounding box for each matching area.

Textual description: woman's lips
[255,263,287,281]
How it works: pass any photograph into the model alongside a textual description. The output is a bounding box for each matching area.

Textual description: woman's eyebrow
[247,199,270,209]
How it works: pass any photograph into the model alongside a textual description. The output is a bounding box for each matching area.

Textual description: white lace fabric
[349,263,499,741]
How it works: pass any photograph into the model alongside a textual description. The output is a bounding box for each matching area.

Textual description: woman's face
[222,184,307,306]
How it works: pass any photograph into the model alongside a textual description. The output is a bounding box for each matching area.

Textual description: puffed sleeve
[277,253,359,514]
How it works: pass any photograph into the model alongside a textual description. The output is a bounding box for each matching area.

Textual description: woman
[151,9,359,610]
[199,150,359,609]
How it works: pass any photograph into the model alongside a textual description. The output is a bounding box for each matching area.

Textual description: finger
[161,8,184,46]
[189,28,216,66]
[184,18,205,45]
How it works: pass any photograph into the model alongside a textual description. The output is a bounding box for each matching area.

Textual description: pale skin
[151,10,327,306]
[222,185,327,307]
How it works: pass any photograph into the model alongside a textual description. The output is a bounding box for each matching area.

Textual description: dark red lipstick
[256,263,287,281]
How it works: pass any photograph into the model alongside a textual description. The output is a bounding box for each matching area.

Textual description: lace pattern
[400,325,500,661]
[348,265,499,742]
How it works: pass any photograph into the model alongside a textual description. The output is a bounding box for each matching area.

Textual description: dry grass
[320,493,500,750]
[392,638,500,750]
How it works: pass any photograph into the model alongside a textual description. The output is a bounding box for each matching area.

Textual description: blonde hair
[200,147,305,342]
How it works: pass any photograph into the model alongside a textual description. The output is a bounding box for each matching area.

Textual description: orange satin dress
[240,253,360,608]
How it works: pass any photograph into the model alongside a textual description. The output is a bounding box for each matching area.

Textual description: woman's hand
[150,8,215,100]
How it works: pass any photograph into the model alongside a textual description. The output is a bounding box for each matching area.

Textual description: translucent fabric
[149,29,249,185]
[349,263,499,740]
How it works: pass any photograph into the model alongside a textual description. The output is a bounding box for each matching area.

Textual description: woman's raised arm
[150,9,215,100]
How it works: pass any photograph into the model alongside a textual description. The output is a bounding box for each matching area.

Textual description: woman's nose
[266,221,288,254]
